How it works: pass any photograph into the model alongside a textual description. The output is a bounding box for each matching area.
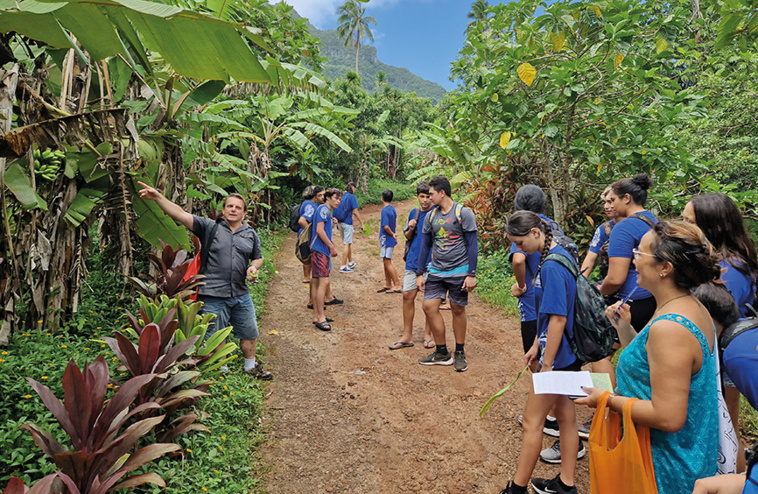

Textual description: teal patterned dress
[616,313,718,494]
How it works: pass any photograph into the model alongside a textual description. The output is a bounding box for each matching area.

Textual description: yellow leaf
[499,132,512,149]
[656,36,669,54]
[614,52,624,68]
[641,149,648,155]
[491,93,499,103]
[597,162,603,173]
[550,32,565,52]
[588,5,601,17]
[268,330,279,335]
[586,215,595,227]
[517,62,537,87]
[593,97,601,104]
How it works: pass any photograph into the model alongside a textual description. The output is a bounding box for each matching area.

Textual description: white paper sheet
[532,370,594,396]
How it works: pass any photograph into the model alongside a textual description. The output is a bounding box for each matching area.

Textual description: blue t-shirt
[404,208,431,272]
[721,259,757,318]
[589,220,615,255]
[298,199,317,237]
[311,204,333,256]
[334,192,358,225]
[536,244,578,369]
[380,204,398,248]
[508,214,562,322]
[607,211,658,300]
[723,326,758,412]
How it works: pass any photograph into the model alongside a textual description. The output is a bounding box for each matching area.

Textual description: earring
[659,273,665,278]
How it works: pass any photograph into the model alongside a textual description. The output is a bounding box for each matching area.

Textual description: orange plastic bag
[589,392,658,494]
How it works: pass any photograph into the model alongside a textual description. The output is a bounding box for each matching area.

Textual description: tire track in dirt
[258,199,591,493]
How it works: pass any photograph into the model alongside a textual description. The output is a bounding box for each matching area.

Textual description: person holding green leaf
[499,210,581,494]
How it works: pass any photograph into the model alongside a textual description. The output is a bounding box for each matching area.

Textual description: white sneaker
[339,266,354,273]
[348,261,355,269]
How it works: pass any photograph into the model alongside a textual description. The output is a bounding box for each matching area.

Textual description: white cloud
[277,0,404,29]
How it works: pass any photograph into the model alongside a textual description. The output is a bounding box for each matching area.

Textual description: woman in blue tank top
[577,221,721,494]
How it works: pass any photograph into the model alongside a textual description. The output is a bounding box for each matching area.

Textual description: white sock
[244,358,256,371]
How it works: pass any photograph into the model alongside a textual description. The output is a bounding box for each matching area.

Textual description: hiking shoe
[531,474,578,494]
[325,297,344,305]
[348,261,355,269]
[339,266,354,273]
[578,416,592,439]
[418,351,453,366]
[498,482,526,494]
[454,351,468,372]
[517,415,560,438]
[246,364,273,381]
[539,439,586,464]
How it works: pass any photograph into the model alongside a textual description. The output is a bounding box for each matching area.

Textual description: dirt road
[259,199,591,493]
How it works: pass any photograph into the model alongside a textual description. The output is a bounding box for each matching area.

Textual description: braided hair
[506,210,554,285]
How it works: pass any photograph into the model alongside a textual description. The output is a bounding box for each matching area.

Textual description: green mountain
[306,24,447,104]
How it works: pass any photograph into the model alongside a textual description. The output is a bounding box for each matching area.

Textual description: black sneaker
[324,297,344,305]
[498,482,526,494]
[453,351,468,372]
[578,416,592,439]
[531,474,578,494]
[246,364,273,381]
[517,415,560,438]
[539,439,586,464]
[418,351,453,366]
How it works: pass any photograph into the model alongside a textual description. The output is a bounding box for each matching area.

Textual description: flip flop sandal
[391,289,403,293]
[376,287,390,293]
[423,338,435,349]
[312,317,334,324]
[314,321,332,331]
[388,341,414,350]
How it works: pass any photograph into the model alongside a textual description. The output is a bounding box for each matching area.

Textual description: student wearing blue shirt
[378,189,401,293]
[298,186,321,284]
[580,186,621,280]
[509,185,565,355]
[683,193,758,318]
[499,211,581,494]
[310,188,342,332]
[333,182,365,273]
[388,182,434,350]
[599,174,658,333]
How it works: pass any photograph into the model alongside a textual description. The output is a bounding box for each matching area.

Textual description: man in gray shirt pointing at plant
[138,181,273,380]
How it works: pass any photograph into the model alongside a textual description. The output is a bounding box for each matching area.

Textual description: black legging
[520,319,538,354]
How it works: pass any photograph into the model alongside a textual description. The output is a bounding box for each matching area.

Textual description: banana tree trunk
[0,65,18,345]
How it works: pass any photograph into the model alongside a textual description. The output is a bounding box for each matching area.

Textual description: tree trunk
[355,41,360,76]
[0,65,18,345]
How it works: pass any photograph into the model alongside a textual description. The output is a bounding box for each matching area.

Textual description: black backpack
[289,204,301,233]
[402,207,421,261]
[543,253,615,362]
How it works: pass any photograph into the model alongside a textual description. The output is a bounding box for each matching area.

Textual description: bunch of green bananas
[33,149,65,181]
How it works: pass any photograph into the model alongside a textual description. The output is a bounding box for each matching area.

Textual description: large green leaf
[64,187,107,227]
[0,0,272,83]
[130,178,190,250]
[3,161,47,210]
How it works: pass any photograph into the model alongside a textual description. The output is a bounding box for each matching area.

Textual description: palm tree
[336,0,376,76]
[465,0,490,33]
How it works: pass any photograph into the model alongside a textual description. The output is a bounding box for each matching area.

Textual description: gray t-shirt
[192,216,262,298]
[422,203,477,275]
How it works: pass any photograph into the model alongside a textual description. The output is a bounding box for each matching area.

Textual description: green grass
[354,178,416,206]
[0,228,285,493]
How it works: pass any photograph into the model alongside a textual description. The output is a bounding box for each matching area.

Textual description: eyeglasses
[632,248,656,260]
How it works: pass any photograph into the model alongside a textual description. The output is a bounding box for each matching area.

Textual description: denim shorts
[200,294,259,341]
[423,274,469,306]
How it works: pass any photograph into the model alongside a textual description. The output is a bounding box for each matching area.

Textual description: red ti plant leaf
[153,335,199,374]
[2,473,61,494]
[102,333,140,376]
[137,324,162,374]
[25,375,78,448]
[111,473,166,491]
[90,374,154,449]
[62,360,95,450]
[19,423,68,458]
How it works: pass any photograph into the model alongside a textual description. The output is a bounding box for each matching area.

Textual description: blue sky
[280,0,479,90]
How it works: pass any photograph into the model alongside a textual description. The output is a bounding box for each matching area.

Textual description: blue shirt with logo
[334,192,358,225]
[298,199,317,237]
[311,204,333,256]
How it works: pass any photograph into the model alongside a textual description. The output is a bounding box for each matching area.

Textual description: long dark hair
[506,210,554,281]
[689,193,758,280]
